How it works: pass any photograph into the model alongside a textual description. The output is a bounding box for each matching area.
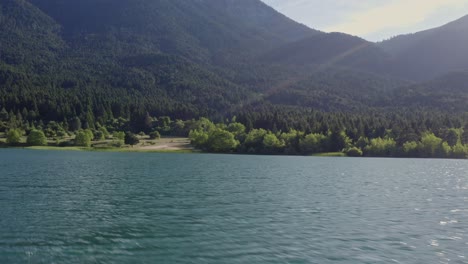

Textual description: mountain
[0,0,64,71]
[260,32,391,75]
[0,0,323,121]
[389,71,468,111]
[0,0,466,132]
[27,0,318,64]
[379,15,468,81]
[264,14,468,82]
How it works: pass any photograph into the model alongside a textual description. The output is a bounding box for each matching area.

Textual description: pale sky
[262,0,468,41]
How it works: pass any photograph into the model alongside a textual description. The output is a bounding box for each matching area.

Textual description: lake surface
[1,149,467,263]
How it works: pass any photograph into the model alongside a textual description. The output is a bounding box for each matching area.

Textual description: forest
[0,0,467,159]
[1,107,467,159]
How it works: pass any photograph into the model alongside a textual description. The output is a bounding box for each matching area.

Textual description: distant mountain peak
[378,14,468,81]
[441,14,468,31]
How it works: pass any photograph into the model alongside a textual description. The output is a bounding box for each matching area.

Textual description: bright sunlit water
[1,149,467,263]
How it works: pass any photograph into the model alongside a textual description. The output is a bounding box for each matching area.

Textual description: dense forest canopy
[0,0,467,158]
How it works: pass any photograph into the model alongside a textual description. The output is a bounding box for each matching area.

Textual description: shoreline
[0,137,196,154]
[21,146,196,154]
[1,146,466,160]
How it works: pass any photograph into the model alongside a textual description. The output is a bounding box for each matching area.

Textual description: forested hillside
[388,71,468,111]
[0,0,320,122]
[379,15,468,81]
[261,33,391,76]
[0,0,467,157]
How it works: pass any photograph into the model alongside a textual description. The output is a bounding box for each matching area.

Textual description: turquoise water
[1,149,467,263]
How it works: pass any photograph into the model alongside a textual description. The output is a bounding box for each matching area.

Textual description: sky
[262,0,468,41]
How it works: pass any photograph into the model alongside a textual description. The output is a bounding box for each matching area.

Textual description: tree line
[188,118,468,159]
[1,103,467,159]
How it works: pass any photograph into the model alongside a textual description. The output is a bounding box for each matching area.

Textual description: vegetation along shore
[1,114,467,159]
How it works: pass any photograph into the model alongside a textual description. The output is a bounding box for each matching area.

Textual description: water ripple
[1,149,468,263]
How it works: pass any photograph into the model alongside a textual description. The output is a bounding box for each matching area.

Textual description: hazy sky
[262,0,468,41]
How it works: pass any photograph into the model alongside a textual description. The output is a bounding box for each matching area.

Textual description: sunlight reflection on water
[0,150,467,263]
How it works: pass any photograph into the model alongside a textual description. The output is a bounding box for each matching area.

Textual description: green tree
[75,131,92,147]
[462,127,468,145]
[440,142,452,158]
[244,128,268,152]
[70,117,82,131]
[27,130,47,146]
[452,143,468,159]
[328,131,351,152]
[159,116,171,128]
[403,141,419,157]
[300,133,327,154]
[99,126,110,139]
[364,137,397,157]
[419,133,443,158]
[0,108,8,121]
[356,136,370,149]
[262,133,284,153]
[280,130,302,154]
[206,129,239,152]
[345,147,363,157]
[227,122,246,137]
[113,131,125,141]
[6,129,22,145]
[443,129,459,147]
[0,121,7,133]
[143,112,153,133]
[191,118,215,133]
[125,132,140,146]
[94,130,105,141]
[189,129,209,148]
[149,131,161,140]
[172,120,186,136]
[44,127,57,138]
[84,129,94,141]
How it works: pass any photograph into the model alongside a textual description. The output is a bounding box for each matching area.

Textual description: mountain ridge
[0,0,466,131]
[379,14,468,80]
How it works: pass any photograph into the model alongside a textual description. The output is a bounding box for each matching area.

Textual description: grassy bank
[311,152,347,157]
[24,146,195,153]
[0,136,195,153]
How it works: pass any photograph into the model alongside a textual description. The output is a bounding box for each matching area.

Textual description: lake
[0,149,467,263]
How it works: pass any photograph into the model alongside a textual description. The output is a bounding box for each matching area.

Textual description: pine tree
[462,126,468,145]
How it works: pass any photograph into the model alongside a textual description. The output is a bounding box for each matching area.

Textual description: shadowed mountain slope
[380,15,468,81]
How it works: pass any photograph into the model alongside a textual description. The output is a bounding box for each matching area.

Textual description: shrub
[113,131,125,141]
[452,143,468,159]
[27,130,47,146]
[75,131,92,147]
[149,131,161,140]
[300,133,328,154]
[364,137,397,157]
[125,132,140,146]
[345,147,363,157]
[6,129,22,145]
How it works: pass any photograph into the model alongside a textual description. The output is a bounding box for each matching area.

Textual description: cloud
[263,0,468,40]
[264,0,310,10]
[327,0,467,37]
[263,0,377,29]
